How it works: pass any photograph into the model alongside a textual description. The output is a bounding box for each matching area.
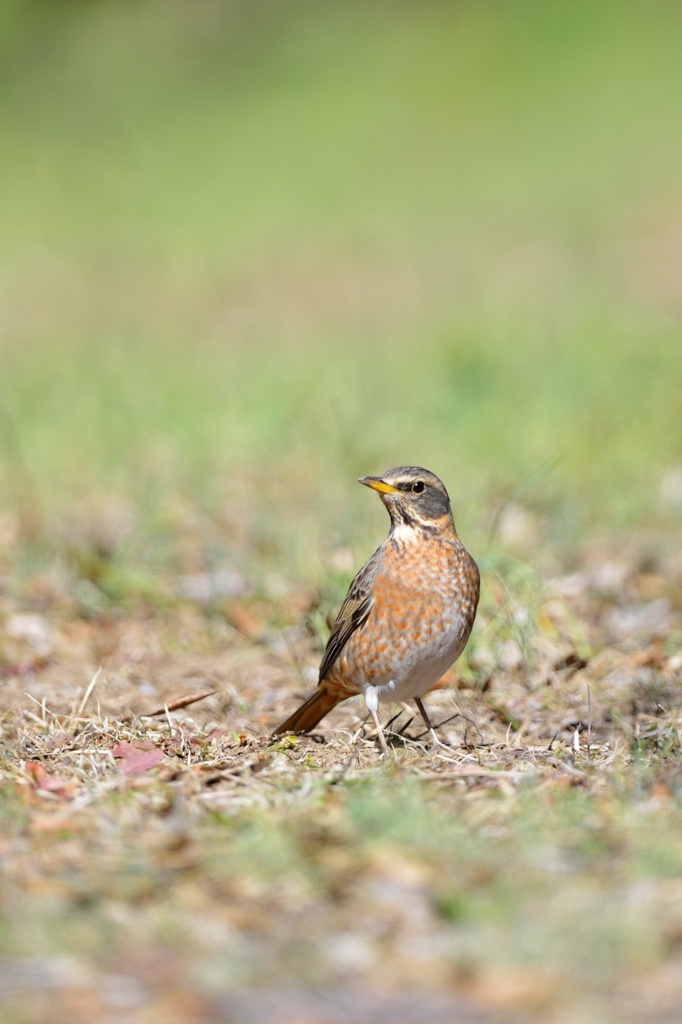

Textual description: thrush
[272,466,480,754]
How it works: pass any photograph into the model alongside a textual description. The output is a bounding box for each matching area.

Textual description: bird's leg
[414,697,452,751]
[365,685,390,757]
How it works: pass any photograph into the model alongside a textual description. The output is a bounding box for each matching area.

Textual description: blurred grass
[3,770,682,1019]
[3,9,682,1021]
[1,0,681,586]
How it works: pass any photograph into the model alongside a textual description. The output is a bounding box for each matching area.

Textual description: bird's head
[358,466,454,535]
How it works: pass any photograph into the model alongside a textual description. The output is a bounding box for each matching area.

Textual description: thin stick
[428,761,533,778]
[25,692,55,717]
[123,690,217,722]
[78,667,102,716]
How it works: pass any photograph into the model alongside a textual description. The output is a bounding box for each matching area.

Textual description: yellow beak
[358,476,399,495]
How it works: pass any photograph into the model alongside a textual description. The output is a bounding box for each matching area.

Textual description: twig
[121,689,217,722]
[426,761,533,778]
[78,668,103,716]
[25,692,56,717]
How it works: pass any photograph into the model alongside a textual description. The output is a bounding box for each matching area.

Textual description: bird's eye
[412,480,425,493]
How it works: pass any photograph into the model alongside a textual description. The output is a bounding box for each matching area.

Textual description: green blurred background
[1,0,681,581]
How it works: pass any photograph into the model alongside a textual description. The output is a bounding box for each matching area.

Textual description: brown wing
[318,545,384,682]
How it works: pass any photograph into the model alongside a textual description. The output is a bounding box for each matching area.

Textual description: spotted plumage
[272,466,480,752]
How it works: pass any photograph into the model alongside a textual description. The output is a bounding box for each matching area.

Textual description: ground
[2,3,682,1022]
[2,524,681,1024]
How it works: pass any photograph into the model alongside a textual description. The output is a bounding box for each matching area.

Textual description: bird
[272,466,480,754]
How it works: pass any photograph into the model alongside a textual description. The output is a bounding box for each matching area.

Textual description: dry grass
[2,5,682,1021]
[2,527,682,1024]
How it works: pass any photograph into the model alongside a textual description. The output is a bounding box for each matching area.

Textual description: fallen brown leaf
[110,741,166,776]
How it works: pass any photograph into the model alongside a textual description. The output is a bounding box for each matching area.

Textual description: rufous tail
[272,684,343,736]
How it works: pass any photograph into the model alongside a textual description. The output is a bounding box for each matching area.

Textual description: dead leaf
[110,740,165,776]
[22,761,74,798]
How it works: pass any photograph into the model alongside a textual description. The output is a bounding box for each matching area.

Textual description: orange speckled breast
[325,533,479,704]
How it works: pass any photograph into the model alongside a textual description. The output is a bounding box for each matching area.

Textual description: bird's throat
[388,512,455,548]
